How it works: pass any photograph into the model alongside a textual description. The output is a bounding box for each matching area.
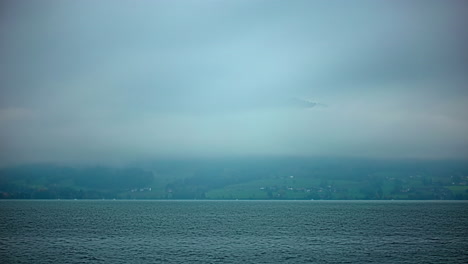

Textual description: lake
[0,200,467,263]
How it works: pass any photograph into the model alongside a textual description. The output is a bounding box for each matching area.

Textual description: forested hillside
[1,158,467,200]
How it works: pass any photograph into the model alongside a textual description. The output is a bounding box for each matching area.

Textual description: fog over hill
[1,0,467,166]
[0,0,467,202]
[1,158,467,200]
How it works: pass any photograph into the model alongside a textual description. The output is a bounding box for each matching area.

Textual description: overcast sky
[1,0,467,165]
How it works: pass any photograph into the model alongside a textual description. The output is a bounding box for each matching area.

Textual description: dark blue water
[0,200,467,263]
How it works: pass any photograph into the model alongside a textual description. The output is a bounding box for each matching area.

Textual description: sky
[1,0,467,165]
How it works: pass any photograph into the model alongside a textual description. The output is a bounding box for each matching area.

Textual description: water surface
[1,200,467,263]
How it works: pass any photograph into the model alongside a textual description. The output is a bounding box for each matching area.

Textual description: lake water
[0,200,467,263]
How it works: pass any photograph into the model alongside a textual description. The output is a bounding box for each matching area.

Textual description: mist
[1,0,468,166]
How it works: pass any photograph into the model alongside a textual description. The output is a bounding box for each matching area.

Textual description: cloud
[289,98,327,109]
[0,0,467,165]
[0,107,35,122]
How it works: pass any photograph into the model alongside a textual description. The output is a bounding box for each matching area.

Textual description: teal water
[0,200,467,263]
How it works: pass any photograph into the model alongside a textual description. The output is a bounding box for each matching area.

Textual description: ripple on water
[0,200,467,263]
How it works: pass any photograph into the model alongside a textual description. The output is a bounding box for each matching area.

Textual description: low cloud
[0,0,467,165]
[0,108,35,122]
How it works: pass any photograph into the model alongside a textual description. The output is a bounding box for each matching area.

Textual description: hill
[1,158,467,200]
